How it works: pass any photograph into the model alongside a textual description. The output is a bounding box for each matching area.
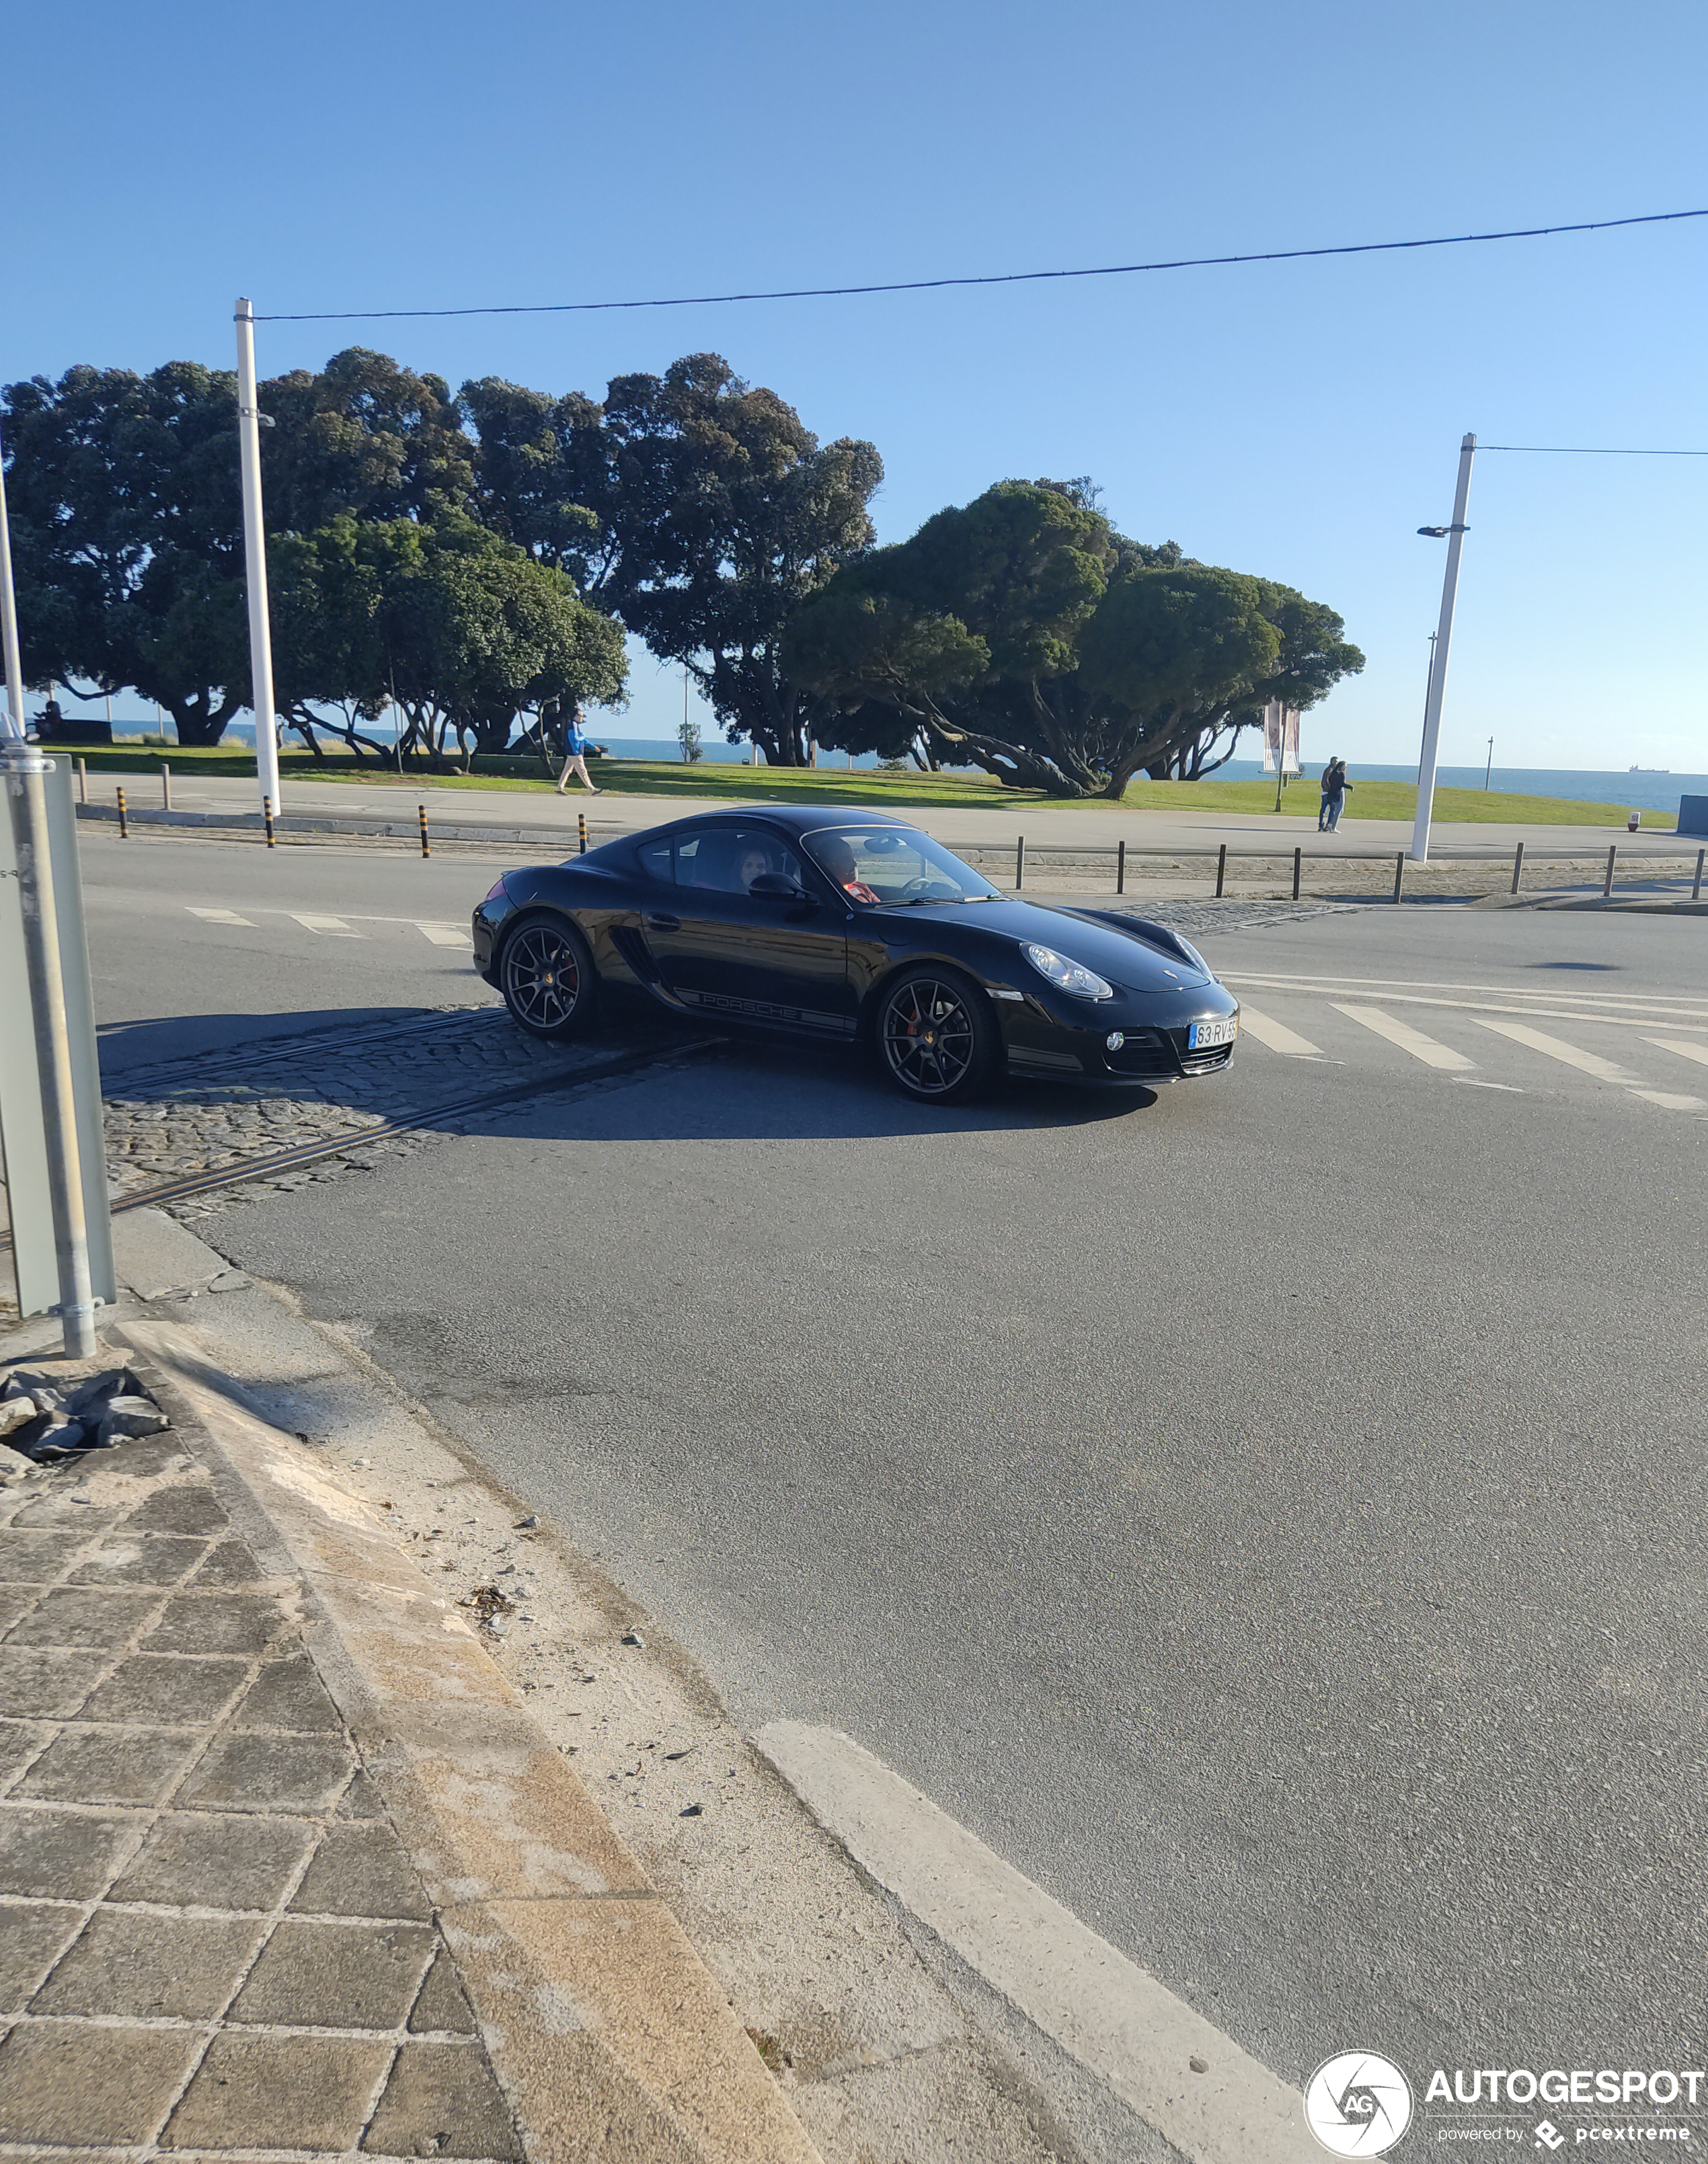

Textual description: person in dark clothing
[1318,759,1338,831]
[1324,759,1352,831]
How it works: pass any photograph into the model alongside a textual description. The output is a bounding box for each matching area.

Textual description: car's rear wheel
[500,914,598,1040]
[876,967,994,1104]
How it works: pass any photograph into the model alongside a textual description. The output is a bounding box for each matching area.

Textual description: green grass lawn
[54,740,1679,826]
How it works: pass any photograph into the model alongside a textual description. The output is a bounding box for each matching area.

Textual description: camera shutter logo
[1304,2053,1414,2155]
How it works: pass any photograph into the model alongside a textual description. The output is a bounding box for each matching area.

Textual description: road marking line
[1471,1017,1637,1084]
[288,913,362,937]
[1647,1036,1708,1070]
[1220,970,1708,1017]
[1629,1090,1708,1112]
[1235,1005,1323,1058]
[756,1722,1314,2163]
[1452,1079,1524,1092]
[414,923,471,948]
[1222,981,1708,1034]
[1331,1003,1477,1070]
[186,907,256,927]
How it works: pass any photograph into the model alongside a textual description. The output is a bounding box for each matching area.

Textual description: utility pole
[0,416,24,742]
[1411,432,1476,862]
[235,298,282,822]
[1484,736,1494,790]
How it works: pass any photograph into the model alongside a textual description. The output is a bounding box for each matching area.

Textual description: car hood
[892,896,1210,993]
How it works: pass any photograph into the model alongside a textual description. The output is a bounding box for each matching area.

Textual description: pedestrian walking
[1318,759,1337,831]
[554,704,600,794]
[1324,759,1352,832]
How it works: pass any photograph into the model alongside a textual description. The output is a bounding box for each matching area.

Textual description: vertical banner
[1260,702,1302,776]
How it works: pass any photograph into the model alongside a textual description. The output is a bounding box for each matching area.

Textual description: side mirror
[749,872,817,908]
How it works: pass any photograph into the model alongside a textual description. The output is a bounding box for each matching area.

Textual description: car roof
[641,806,918,840]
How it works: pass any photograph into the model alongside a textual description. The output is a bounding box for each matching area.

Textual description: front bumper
[999,987,1241,1086]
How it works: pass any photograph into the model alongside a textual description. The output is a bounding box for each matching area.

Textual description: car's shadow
[473,1032,1165,1145]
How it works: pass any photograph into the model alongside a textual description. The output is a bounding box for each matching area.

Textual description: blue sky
[7,0,1706,770]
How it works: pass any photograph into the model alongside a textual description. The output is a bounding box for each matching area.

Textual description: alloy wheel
[881,977,977,1096]
[503,923,581,1032]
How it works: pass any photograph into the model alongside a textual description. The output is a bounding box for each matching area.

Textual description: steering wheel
[901,877,949,899]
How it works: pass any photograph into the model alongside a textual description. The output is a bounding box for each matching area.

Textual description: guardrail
[964,837,1708,904]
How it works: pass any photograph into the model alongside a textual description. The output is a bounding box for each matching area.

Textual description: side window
[637,837,674,884]
[676,828,803,895]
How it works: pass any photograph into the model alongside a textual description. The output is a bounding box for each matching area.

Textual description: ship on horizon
[1629,764,1670,773]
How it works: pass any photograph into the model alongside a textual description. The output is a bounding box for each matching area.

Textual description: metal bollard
[1015,835,1024,890]
[578,812,588,856]
[1392,851,1405,903]
[264,795,275,849]
[76,757,87,804]
[1603,844,1616,900]
[161,763,171,810]
[1695,849,1705,904]
[1215,843,1227,898]
[1292,846,1302,902]
[1511,841,1524,894]
[1116,838,1125,894]
[418,804,430,858]
[116,785,128,839]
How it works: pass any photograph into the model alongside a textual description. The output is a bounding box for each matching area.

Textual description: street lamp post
[235,298,282,822]
[1411,432,1476,863]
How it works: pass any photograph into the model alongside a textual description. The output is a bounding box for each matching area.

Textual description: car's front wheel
[876,966,995,1104]
[500,914,598,1041]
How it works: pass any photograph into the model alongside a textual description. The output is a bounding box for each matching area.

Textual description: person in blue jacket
[555,705,600,794]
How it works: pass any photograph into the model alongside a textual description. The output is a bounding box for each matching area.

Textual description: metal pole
[1695,849,1705,904]
[1511,841,1524,894]
[1292,846,1302,901]
[1,742,98,1356]
[1484,736,1493,790]
[1116,839,1125,894]
[1015,835,1024,891]
[1393,851,1405,903]
[1411,433,1476,863]
[0,415,26,741]
[1215,843,1227,898]
[263,794,274,848]
[418,804,430,858]
[161,762,171,810]
[578,812,588,856]
[76,758,87,805]
[1603,844,1617,900]
[235,298,282,822]
[116,786,128,839]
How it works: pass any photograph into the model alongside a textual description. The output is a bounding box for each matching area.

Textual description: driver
[818,837,881,904]
[736,843,774,892]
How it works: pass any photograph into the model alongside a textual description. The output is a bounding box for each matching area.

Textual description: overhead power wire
[251,205,1708,322]
[1480,444,1708,456]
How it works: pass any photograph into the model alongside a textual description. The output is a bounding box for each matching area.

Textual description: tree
[270,514,626,769]
[785,479,1362,798]
[3,362,251,744]
[459,375,615,592]
[262,348,475,533]
[600,354,882,764]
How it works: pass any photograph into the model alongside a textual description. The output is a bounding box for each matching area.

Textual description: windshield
[802,826,998,908]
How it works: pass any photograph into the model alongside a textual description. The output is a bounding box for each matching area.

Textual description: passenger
[736,843,774,892]
[820,838,881,904]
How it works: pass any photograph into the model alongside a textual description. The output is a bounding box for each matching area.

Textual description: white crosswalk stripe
[415,923,471,948]
[1470,1017,1638,1085]
[1235,1005,1325,1058]
[187,906,255,927]
[1331,1003,1477,1071]
[1645,1036,1708,1070]
[288,913,362,937]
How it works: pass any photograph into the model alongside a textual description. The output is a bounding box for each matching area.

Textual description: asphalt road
[73,828,1708,2096]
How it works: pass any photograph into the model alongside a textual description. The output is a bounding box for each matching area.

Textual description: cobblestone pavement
[101,1009,673,1229]
[0,1396,520,2161]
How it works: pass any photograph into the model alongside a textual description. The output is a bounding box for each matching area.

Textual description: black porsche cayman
[471,808,1240,1104]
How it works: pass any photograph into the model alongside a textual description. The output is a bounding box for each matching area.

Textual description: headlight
[1023,943,1114,1000]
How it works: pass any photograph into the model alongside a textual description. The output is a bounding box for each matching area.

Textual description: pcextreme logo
[1305,2053,1415,2155]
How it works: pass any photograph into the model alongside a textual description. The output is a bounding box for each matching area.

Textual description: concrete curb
[103,1307,821,2164]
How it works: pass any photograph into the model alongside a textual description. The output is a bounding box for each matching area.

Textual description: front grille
[1102,1030,1171,1077]
[1179,1042,1235,1075]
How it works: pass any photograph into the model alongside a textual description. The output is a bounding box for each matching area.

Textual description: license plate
[1188,1017,1237,1050]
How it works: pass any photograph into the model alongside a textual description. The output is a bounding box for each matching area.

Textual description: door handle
[644,913,681,931]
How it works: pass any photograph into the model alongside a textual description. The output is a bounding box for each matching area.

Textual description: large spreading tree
[785,479,1363,796]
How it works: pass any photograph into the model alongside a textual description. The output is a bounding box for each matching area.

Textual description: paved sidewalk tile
[0,1383,525,2163]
